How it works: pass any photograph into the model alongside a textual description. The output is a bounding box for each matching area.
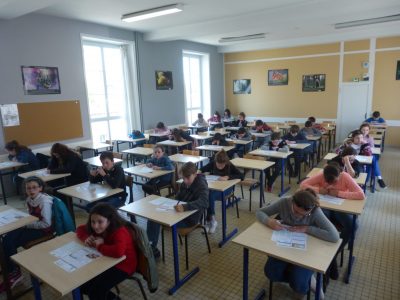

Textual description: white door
[337,83,369,143]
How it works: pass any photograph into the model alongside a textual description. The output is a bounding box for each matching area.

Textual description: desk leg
[328,131,332,151]
[31,276,42,300]
[168,225,200,294]
[0,239,13,300]
[243,247,249,300]
[315,273,322,300]
[72,288,82,300]
[218,191,238,248]
[279,158,290,197]
[0,171,7,205]
[370,159,375,193]
[317,140,321,162]
[259,169,265,208]
[344,215,357,284]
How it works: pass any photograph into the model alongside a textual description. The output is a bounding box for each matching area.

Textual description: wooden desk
[231,158,275,209]
[207,130,230,136]
[84,156,123,167]
[124,165,174,181]
[157,140,192,153]
[187,125,208,134]
[288,143,311,150]
[190,134,213,145]
[196,145,235,157]
[12,232,124,299]
[233,222,341,300]
[307,135,322,162]
[319,197,365,283]
[250,132,271,138]
[207,179,241,247]
[226,139,253,155]
[122,147,154,167]
[249,149,293,197]
[114,136,147,152]
[224,126,240,131]
[57,181,124,220]
[19,168,71,183]
[323,153,337,160]
[0,206,37,300]
[168,154,208,166]
[372,147,381,156]
[0,161,28,205]
[77,142,111,156]
[306,168,368,186]
[119,195,197,294]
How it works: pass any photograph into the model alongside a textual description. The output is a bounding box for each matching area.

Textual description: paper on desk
[0,161,14,167]
[355,155,371,164]
[0,209,29,226]
[149,197,185,210]
[35,169,50,177]
[318,194,344,205]
[137,166,153,173]
[271,230,307,250]
[205,175,220,182]
[51,241,101,272]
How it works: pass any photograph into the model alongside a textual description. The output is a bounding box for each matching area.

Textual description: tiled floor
[2,147,400,299]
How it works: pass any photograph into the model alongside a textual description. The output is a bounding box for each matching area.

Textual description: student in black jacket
[233,112,248,128]
[87,151,127,211]
[147,162,209,257]
[200,150,243,234]
[330,147,361,178]
[47,143,88,186]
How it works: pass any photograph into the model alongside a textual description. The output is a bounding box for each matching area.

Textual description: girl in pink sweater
[300,162,364,280]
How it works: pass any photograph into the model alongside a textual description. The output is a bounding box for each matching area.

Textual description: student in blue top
[282,125,309,177]
[364,111,386,124]
[142,145,174,195]
[232,127,252,158]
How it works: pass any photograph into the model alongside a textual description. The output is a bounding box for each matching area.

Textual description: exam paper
[318,194,344,205]
[149,197,185,210]
[0,209,29,226]
[205,175,220,182]
[271,230,307,250]
[50,241,101,272]
[137,166,153,173]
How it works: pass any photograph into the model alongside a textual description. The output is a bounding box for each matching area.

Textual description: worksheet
[0,209,29,226]
[149,197,185,211]
[137,166,153,173]
[51,241,101,272]
[271,230,307,250]
[205,175,220,182]
[318,194,344,205]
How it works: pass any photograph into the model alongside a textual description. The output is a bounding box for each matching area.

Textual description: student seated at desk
[5,140,40,193]
[256,189,339,299]
[142,145,174,195]
[252,119,272,133]
[223,108,234,126]
[192,113,209,133]
[364,110,386,124]
[209,132,229,146]
[261,132,289,192]
[77,203,137,300]
[129,130,146,146]
[200,150,243,234]
[169,128,194,152]
[0,176,53,291]
[149,122,170,144]
[300,163,364,280]
[233,112,248,128]
[308,116,326,133]
[48,143,89,186]
[331,147,361,178]
[87,151,127,211]
[232,127,252,158]
[359,123,375,148]
[208,111,222,130]
[300,121,322,137]
[283,125,309,177]
[147,162,209,257]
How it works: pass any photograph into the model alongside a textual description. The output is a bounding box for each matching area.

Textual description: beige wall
[224,36,400,146]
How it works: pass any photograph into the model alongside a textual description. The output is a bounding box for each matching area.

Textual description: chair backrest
[113,152,123,160]
[228,141,235,146]
[198,132,208,136]
[130,222,159,292]
[183,150,200,156]
[52,197,76,236]
[143,144,154,149]
[125,175,134,203]
[244,154,265,161]
[36,152,50,169]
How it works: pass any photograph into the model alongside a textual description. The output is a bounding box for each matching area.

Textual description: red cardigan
[77,225,137,275]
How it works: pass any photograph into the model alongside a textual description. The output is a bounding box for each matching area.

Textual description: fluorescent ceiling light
[219,33,266,43]
[122,4,183,22]
[335,14,400,29]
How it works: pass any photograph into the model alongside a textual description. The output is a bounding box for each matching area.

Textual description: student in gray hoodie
[256,189,339,299]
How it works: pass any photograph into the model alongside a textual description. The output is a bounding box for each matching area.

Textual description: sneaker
[204,221,211,232]
[0,269,24,292]
[208,220,218,234]
[378,179,387,189]
[329,259,339,280]
[310,275,325,300]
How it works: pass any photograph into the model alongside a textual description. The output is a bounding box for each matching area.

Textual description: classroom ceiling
[1,0,400,52]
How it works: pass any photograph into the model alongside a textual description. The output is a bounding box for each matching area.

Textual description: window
[183,51,210,124]
[82,39,137,142]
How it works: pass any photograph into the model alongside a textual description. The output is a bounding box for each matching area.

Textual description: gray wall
[0,13,224,150]
[136,33,224,129]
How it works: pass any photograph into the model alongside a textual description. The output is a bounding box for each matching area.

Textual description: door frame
[336,81,371,143]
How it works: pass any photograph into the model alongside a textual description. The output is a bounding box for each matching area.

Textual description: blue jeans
[323,209,357,248]
[2,227,49,272]
[264,257,313,295]
[366,156,382,180]
[147,219,192,248]
[265,158,282,188]
[208,188,234,216]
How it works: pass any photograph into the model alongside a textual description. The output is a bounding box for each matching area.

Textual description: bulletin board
[2,100,83,146]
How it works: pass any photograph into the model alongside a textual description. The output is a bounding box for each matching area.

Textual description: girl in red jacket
[77,203,137,300]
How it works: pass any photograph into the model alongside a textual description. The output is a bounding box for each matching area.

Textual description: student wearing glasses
[256,189,339,299]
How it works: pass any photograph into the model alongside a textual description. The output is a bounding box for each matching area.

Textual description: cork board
[3,100,83,145]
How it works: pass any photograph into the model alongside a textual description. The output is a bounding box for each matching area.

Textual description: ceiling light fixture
[219,33,266,43]
[122,3,183,23]
[335,14,400,29]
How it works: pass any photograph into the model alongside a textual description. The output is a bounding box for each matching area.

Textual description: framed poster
[155,71,173,90]
[396,61,400,80]
[302,74,326,92]
[21,66,61,95]
[268,69,288,86]
[233,79,251,94]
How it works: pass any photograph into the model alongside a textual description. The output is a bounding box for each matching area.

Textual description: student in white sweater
[0,176,53,292]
